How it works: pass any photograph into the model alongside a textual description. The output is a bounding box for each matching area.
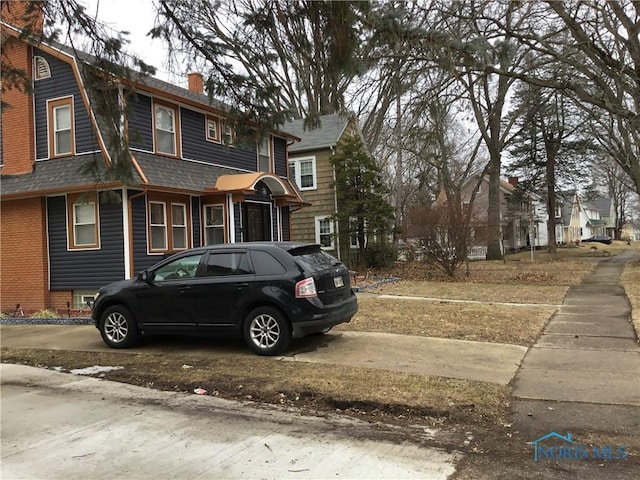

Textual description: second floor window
[289,157,316,190]
[155,104,177,156]
[257,137,272,172]
[48,98,74,157]
[206,116,220,142]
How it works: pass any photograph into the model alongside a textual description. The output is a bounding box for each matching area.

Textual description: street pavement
[1,363,459,480]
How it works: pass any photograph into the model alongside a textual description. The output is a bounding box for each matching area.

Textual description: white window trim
[257,136,273,172]
[154,104,177,156]
[206,115,221,143]
[73,201,98,247]
[289,156,317,191]
[53,103,72,156]
[203,204,226,245]
[315,216,335,250]
[171,203,188,250]
[349,217,367,249]
[149,201,168,251]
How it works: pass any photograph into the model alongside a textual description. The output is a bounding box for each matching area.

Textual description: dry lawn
[367,282,567,304]
[0,348,510,427]
[621,259,640,340]
[338,298,556,346]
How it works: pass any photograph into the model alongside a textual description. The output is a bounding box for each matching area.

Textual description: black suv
[91,242,358,355]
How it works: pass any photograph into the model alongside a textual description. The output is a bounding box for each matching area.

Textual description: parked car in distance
[91,242,358,356]
[583,235,612,245]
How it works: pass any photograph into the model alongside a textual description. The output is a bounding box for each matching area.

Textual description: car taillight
[295,277,317,298]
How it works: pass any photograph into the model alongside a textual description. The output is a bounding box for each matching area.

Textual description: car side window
[153,254,203,281]
[251,250,286,275]
[202,252,252,277]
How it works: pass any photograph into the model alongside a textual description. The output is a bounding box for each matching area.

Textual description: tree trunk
[545,146,557,254]
[486,154,503,260]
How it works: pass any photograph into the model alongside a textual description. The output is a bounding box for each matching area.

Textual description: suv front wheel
[243,306,291,356]
[100,305,139,348]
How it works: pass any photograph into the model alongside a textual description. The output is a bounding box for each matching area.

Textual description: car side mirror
[139,270,151,283]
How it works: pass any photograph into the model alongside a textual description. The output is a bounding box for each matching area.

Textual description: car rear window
[291,248,342,273]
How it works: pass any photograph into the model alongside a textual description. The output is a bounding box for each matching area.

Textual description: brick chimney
[508,176,519,187]
[1,1,44,175]
[187,72,204,94]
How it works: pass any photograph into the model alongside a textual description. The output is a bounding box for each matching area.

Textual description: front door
[243,202,271,242]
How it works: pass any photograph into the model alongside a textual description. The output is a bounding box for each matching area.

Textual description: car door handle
[235,283,249,289]
[179,286,192,293]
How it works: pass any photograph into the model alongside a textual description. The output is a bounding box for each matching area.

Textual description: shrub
[364,243,398,268]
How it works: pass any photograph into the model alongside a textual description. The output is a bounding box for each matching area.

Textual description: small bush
[364,243,398,268]
[31,309,59,319]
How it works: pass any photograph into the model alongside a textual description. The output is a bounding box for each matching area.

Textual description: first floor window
[172,204,187,250]
[148,198,191,252]
[316,217,334,250]
[150,202,167,250]
[204,205,225,245]
[67,192,99,249]
[74,202,97,246]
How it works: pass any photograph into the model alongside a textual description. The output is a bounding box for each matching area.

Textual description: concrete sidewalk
[512,251,640,406]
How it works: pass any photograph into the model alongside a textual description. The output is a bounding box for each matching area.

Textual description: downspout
[330,145,340,260]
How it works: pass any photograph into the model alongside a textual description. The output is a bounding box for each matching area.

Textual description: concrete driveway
[0,323,527,385]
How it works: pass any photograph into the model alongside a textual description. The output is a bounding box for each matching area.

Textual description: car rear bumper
[291,294,358,338]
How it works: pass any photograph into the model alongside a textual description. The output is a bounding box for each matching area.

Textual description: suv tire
[100,305,139,348]
[244,306,291,356]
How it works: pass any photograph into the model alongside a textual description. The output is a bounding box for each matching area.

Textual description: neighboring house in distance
[285,113,366,264]
[457,175,544,256]
[0,4,305,315]
[556,192,611,244]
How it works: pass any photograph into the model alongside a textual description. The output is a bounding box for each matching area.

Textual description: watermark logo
[531,432,627,462]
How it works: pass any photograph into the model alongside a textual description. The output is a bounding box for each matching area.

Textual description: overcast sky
[80,0,180,84]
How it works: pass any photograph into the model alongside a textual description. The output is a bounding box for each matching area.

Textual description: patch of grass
[31,309,59,319]
[339,298,555,346]
[0,348,510,427]
[369,281,568,304]
[621,260,640,341]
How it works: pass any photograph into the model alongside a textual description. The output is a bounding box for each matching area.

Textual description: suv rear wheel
[243,306,291,356]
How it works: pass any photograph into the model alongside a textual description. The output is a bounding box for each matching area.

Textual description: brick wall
[1,1,42,175]
[0,198,50,315]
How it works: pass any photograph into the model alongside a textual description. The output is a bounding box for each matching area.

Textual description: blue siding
[274,137,287,177]
[34,50,99,159]
[180,107,256,170]
[48,194,125,289]
[191,196,201,247]
[281,207,290,241]
[128,93,153,151]
[130,192,160,273]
